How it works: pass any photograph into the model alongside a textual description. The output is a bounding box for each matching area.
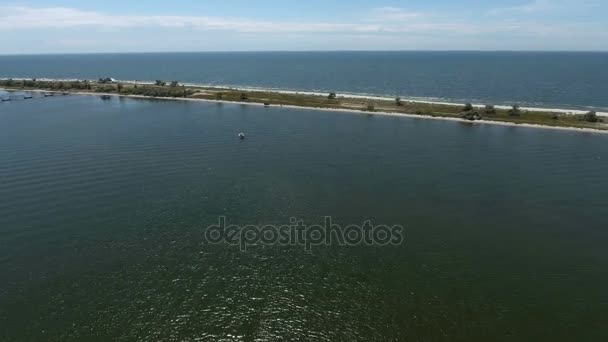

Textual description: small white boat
[238,132,245,139]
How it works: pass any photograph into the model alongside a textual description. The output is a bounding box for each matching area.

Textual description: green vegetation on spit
[1,78,605,130]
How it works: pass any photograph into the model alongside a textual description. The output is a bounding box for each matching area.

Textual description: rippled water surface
[1,95,608,341]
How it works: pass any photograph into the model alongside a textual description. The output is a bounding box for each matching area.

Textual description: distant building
[98,77,117,84]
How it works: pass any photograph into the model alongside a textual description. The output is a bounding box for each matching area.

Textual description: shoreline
[2,77,606,116]
[5,88,608,135]
[188,85,608,117]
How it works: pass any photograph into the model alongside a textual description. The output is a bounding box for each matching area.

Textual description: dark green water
[1,95,607,341]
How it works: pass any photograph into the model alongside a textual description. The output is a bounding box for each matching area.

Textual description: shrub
[367,103,375,111]
[328,92,337,100]
[216,92,224,100]
[461,110,481,121]
[484,105,496,115]
[508,105,521,116]
[121,85,194,98]
[95,85,115,93]
[581,111,598,123]
[462,103,474,112]
[240,93,248,100]
[395,97,403,106]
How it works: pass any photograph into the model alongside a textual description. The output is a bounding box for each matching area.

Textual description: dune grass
[1,78,606,131]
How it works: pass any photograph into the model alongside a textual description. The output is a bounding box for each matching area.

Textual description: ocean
[1,94,608,340]
[1,51,608,111]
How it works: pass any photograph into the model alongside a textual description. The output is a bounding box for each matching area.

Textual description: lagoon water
[1,51,608,111]
[1,95,608,340]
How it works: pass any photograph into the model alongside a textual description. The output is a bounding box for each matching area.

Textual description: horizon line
[2,49,608,56]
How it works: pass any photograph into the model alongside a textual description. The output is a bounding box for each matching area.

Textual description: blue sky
[1,0,607,54]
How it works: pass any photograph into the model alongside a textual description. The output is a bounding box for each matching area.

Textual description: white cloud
[488,0,559,15]
[0,5,567,36]
[0,6,381,33]
[488,0,605,15]
[0,5,605,52]
[368,7,426,21]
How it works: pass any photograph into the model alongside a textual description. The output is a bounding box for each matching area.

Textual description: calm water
[1,52,608,111]
[1,95,608,341]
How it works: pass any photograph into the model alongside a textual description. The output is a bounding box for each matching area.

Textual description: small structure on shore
[99,77,117,84]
